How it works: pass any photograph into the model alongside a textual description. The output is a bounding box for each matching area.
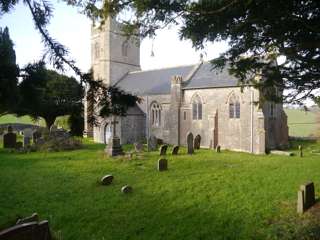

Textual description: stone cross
[111,116,119,138]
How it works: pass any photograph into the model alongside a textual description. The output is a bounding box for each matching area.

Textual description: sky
[0,1,228,78]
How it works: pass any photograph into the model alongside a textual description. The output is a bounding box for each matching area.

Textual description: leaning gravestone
[172,145,179,155]
[158,158,168,171]
[3,126,16,148]
[297,182,316,213]
[148,135,157,151]
[23,128,33,147]
[187,132,194,154]
[159,145,168,156]
[194,135,201,150]
[134,142,143,152]
[301,182,315,209]
[101,175,114,185]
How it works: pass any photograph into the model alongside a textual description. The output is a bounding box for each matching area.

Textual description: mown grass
[1,140,320,239]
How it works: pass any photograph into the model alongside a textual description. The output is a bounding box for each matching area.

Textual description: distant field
[0,114,68,129]
[284,108,319,137]
[0,114,43,125]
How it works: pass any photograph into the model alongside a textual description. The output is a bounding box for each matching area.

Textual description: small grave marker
[101,175,114,185]
[172,145,179,155]
[121,185,133,194]
[159,145,168,156]
[158,158,168,171]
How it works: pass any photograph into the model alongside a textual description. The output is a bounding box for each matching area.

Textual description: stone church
[84,17,289,154]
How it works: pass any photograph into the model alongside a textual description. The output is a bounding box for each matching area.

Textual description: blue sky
[0,1,228,77]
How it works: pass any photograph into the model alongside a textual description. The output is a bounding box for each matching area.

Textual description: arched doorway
[104,123,112,144]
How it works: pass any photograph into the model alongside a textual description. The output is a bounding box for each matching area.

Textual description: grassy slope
[284,109,318,137]
[1,141,320,239]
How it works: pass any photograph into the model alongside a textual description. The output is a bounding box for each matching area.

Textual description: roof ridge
[128,63,197,74]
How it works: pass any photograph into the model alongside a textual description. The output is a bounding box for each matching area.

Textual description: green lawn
[285,109,319,137]
[1,140,320,239]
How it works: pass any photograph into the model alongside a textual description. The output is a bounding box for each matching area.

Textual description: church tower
[84,17,140,138]
[91,17,141,85]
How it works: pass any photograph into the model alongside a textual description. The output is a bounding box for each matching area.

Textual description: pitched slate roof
[115,62,239,95]
[183,62,239,89]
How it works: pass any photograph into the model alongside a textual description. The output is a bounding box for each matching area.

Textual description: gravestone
[297,190,305,213]
[194,135,201,150]
[187,132,194,154]
[158,158,168,171]
[0,220,51,240]
[121,185,133,194]
[23,128,33,147]
[3,126,16,148]
[33,130,42,144]
[216,145,221,153]
[148,135,157,151]
[134,142,143,152]
[105,116,124,157]
[101,175,114,185]
[300,182,315,209]
[159,145,168,156]
[172,145,179,155]
[298,145,303,157]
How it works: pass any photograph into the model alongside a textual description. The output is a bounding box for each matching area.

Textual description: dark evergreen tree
[0,26,19,114]
[18,62,83,129]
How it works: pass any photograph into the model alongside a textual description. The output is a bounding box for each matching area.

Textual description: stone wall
[181,86,265,153]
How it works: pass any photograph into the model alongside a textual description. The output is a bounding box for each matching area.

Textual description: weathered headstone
[159,145,168,156]
[105,116,124,157]
[298,145,303,157]
[158,158,168,171]
[194,135,201,150]
[297,189,305,214]
[3,126,16,148]
[0,220,51,240]
[121,185,133,194]
[172,145,179,155]
[101,175,114,185]
[300,182,315,209]
[187,132,194,154]
[148,135,157,151]
[23,128,33,147]
[216,145,221,153]
[33,130,42,144]
[134,142,143,152]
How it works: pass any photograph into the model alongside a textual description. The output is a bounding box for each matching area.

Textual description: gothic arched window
[122,41,128,57]
[192,95,202,120]
[229,94,240,119]
[151,102,161,127]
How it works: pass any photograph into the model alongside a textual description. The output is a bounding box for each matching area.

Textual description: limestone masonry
[84,17,289,154]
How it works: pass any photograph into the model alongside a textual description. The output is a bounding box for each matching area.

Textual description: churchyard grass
[1,139,320,239]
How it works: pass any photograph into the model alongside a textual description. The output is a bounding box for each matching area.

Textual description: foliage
[68,106,84,136]
[0,1,140,124]
[0,27,19,114]
[1,140,320,239]
[17,62,83,129]
[72,0,319,104]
